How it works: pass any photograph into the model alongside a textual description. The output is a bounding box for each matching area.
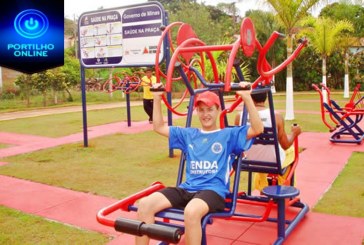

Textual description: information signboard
[78,2,165,68]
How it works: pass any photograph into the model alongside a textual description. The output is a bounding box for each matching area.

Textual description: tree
[49,69,67,104]
[319,2,363,97]
[320,2,364,38]
[263,0,321,120]
[216,1,241,24]
[62,48,81,101]
[31,71,52,107]
[299,16,354,101]
[163,1,236,44]
[14,74,33,107]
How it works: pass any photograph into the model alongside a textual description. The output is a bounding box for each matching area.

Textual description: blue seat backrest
[239,88,283,175]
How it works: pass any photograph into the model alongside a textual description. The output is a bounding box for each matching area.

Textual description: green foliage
[320,2,364,37]
[31,71,51,106]
[293,46,321,91]
[264,0,320,33]
[62,48,81,88]
[64,17,76,36]
[160,0,237,44]
[299,16,354,57]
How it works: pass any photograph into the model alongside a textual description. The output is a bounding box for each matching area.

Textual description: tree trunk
[65,88,73,102]
[53,90,58,104]
[344,52,349,98]
[26,92,30,107]
[285,34,294,120]
[322,56,328,102]
[43,91,47,107]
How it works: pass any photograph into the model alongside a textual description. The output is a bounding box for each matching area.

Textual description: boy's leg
[142,99,149,120]
[184,190,225,245]
[136,192,172,245]
[143,99,153,122]
[184,198,209,245]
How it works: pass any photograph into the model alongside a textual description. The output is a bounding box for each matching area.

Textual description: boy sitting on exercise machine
[235,91,301,191]
[136,82,263,245]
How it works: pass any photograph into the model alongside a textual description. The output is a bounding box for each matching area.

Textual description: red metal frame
[345,84,363,111]
[155,22,184,83]
[102,76,121,93]
[312,83,364,143]
[164,20,307,93]
[312,83,364,130]
[312,83,338,131]
[97,182,166,228]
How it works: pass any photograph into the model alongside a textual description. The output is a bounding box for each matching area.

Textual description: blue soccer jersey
[169,126,252,198]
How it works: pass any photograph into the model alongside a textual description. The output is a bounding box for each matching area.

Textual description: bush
[0,88,19,100]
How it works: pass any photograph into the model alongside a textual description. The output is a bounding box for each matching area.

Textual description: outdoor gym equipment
[102,71,142,94]
[312,83,364,144]
[154,22,204,116]
[153,18,307,116]
[97,17,308,245]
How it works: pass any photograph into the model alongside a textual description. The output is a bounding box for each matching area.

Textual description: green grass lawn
[313,152,364,217]
[0,105,166,137]
[0,90,138,112]
[0,206,108,245]
[0,132,178,199]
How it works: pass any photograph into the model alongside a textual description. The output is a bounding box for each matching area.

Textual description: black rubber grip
[114,218,144,236]
[141,223,182,243]
[231,83,251,91]
[114,218,182,243]
[150,87,165,92]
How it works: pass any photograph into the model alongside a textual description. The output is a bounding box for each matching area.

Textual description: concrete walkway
[0,105,363,244]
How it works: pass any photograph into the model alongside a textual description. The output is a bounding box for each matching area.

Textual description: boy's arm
[140,77,150,86]
[276,113,301,150]
[234,113,241,126]
[153,92,169,137]
[236,83,264,139]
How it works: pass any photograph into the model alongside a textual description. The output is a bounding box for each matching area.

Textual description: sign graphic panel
[79,2,165,68]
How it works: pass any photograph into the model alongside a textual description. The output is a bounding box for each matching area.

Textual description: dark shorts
[158,187,225,213]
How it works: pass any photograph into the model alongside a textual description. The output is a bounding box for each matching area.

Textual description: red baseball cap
[195,91,221,108]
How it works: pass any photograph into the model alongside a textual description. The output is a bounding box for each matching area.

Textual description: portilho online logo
[14,9,49,39]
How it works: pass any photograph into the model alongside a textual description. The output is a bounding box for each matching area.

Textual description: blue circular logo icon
[14,9,49,39]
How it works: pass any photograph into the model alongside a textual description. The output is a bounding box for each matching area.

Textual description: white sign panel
[78,2,165,68]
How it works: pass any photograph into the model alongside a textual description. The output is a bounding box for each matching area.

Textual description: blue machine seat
[262,185,299,199]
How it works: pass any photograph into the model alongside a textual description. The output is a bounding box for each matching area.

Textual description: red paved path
[0,110,363,244]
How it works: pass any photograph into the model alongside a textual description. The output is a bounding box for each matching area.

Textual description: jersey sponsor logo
[190,160,218,175]
[211,142,223,154]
